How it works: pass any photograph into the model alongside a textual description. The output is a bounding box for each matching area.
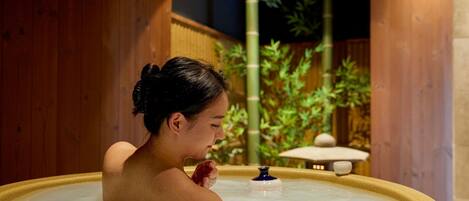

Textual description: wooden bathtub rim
[0,166,434,201]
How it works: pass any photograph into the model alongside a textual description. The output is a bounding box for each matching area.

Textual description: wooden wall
[371,0,452,200]
[171,13,237,68]
[0,0,172,184]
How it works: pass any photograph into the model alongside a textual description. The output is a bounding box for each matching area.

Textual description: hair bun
[141,63,160,80]
[133,63,161,115]
[132,80,145,115]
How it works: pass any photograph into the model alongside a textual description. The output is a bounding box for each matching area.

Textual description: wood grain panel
[0,0,34,183]
[0,0,3,180]
[0,0,180,184]
[31,0,58,178]
[170,14,233,69]
[411,1,452,199]
[149,0,171,65]
[57,0,82,175]
[100,0,121,163]
[371,0,392,181]
[371,0,452,199]
[409,0,426,190]
[117,0,135,144]
[439,0,453,199]
[80,0,102,172]
[391,0,411,185]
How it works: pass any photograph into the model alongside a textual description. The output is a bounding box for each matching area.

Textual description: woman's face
[183,92,229,160]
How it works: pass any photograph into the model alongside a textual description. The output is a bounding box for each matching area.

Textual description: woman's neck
[139,134,186,171]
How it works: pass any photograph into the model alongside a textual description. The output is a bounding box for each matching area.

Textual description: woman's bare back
[102,141,221,201]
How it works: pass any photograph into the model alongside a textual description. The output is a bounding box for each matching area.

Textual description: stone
[333,161,352,176]
[314,133,336,147]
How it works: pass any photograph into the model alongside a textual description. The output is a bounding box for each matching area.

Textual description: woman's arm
[102,142,137,201]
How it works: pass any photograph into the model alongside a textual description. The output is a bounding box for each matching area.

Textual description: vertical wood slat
[17,1,34,180]
[419,0,434,193]
[0,0,34,183]
[118,0,134,144]
[150,0,171,65]
[31,0,58,179]
[0,0,3,180]
[170,14,228,69]
[57,0,82,175]
[100,0,121,162]
[391,0,411,185]
[0,0,173,183]
[0,1,3,183]
[412,0,452,199]
[439,0,453,198]
[411,0,431,193]
[80,0,102,172]
[371,0,392,180]
[409,0,424,189]
[371,0,452,199]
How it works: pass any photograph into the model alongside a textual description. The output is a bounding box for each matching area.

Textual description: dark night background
[172,0,370,43]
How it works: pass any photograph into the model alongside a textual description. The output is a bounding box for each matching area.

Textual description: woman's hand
[191,160,218,189]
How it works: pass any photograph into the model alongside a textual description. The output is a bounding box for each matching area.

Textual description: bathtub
[0,166,434,201]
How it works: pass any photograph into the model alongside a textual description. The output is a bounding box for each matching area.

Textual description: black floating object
[252,166,278,181]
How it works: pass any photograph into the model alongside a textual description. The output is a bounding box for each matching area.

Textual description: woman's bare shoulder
[151,168,222,201]
[103,141,137,175]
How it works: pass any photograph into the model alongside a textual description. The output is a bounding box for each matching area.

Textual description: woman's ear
[167,112,186,134]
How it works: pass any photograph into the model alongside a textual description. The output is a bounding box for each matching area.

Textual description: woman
[102,57,228,201]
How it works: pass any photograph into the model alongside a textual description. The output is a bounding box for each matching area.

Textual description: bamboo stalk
[322,0,333,133]
[246,0,260,164]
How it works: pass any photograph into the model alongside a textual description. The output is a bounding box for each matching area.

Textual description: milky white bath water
[16,177,396,201]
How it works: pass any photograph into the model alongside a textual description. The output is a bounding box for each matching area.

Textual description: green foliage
[212,41,370,166]
[261,0,282,8]
[334,57,371,108]
[258,40,322,165]
[262,0,322,38]
[215,42,247,77]
[214,40,319,165]
[207,104,248,164]
[286,0,321,37]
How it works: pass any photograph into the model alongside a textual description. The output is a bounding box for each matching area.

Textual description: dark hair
[132,57,227,134]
